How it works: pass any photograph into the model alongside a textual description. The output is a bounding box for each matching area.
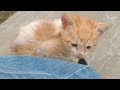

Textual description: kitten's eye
[71,43,77,47]
[86,46,92,49]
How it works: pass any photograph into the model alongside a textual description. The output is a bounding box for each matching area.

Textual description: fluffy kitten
[10,15,78,62]
[10,13,112,63]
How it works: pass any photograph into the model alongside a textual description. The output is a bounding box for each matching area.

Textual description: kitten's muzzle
[76,53,85,59]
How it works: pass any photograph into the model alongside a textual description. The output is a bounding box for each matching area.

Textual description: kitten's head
[61,13,112,59]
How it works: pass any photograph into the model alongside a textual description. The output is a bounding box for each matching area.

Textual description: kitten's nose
[78,53,85,58]
[78,54,83,58]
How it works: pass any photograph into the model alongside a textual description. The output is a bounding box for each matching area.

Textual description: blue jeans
[0,56,101,79]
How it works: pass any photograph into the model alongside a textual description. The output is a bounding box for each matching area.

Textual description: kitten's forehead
[76,26,94,42]
[69,15,100,43]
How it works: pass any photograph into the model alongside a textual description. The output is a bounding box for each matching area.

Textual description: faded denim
[0,56,101,79]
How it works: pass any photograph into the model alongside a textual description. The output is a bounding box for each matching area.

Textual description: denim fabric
[0,56,101,79]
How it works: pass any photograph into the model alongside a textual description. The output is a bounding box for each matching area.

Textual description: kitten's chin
[73,55,84,59]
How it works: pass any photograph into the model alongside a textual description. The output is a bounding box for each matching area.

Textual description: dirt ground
[0,11,16,24]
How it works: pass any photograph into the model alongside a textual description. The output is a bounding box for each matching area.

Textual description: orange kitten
[10,13,112,63]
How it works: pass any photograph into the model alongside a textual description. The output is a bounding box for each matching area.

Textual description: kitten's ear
[61,13,74,29]
[96,22,112,35]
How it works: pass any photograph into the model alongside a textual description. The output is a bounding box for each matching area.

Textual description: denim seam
[63,66,89,79]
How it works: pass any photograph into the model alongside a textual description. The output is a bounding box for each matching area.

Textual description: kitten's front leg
[67,56,79,63]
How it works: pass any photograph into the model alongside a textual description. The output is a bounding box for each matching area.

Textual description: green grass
[0,11,16,24]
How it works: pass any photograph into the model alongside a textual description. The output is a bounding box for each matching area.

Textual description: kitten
[10,13,112,63]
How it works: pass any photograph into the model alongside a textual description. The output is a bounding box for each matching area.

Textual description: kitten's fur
[10,13,112,63]
[11,18,78,62]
